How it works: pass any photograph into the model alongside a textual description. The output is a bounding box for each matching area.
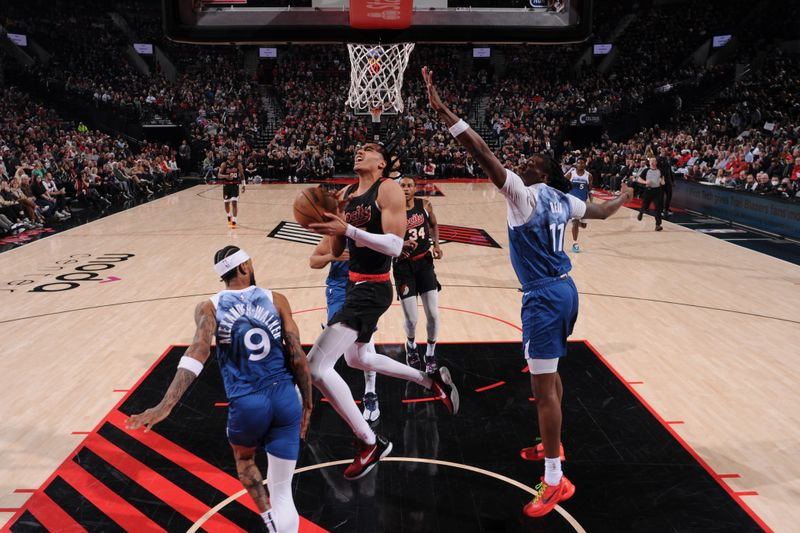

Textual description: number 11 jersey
[211,286,293,399]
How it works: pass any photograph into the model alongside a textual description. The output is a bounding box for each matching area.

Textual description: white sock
[544,457,563,486]
[364,370,376,395]
[407,338,416,349]
[426,341,436,357]
[261,510,277,532]
[233,216,237,223]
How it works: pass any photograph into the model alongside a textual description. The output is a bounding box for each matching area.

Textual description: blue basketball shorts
[521,275,579,360]
[226,379,302,460]
[326,286,347,323]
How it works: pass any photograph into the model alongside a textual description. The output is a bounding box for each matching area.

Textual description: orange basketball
[293,186,337,228]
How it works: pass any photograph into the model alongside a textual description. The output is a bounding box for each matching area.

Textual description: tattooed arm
[273,291,313,439]
[126,300,216,432]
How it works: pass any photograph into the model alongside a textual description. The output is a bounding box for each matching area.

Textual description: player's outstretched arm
[310,237,336,269]
[126,300,216,432]
[422,66,506,189]
[583,183,634,220]
[425,199,443,259]
[273,292,313,439]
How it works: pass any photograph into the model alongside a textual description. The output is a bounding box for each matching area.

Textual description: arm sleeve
[345,225,404,257]
[499,169,536,227]
[566,194,587,220]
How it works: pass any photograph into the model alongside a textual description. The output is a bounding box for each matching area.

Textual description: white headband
[214,250,250,277]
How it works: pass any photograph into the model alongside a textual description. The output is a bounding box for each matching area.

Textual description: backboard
[163,0,592,44]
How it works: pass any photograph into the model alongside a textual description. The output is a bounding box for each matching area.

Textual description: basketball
[293,186,337,228]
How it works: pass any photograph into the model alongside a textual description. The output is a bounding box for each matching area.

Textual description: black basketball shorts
[329,280,392,343]
[223,184,240,201]
[393,252,441,300]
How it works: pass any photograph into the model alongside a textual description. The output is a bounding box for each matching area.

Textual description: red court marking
[113,389,130,393]
[1,346,177,531]
[59,460,164,532]
[665,421,685,425]
[71,432,91,435]
[582,340,773,533]
[437,306,522,332]
[736,491,759,496]
[528,397,537,401]
[626,381,644,385]
[474,381,506,393]
[106,410,258,512]
[214,402,229,407]
[83,433,244,532]
[401,397,438,403]
[12,489,35,493]
[0,509,21,512]
[718,474,742,479]
[24,493,86,532]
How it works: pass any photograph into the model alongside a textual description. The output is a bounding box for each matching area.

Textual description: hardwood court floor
[1,183,798,531]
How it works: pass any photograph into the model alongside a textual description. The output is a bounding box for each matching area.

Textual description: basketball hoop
[346,43,415,115]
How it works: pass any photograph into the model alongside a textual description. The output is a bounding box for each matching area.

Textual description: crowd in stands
[0,87,181,236]
[1,0,798,220]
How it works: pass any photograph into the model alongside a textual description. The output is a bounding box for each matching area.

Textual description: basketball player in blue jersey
[310,236,381,422]
[565,157,592,253]
[126,246,313,532]
[423,67,633,518]
[306,142,459,481]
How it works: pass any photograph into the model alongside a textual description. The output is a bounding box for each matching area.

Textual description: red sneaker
[520,442,566,461]
[430,367,459,414]
[523,476,575,518]
[343,434,393,480]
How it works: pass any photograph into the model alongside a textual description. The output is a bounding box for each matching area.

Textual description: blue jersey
[501,170,586,288]
[327,259,349,292]
[568,170,590,202]
[211,286,293,399]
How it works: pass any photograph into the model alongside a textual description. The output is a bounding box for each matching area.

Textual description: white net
[346,43,415,116]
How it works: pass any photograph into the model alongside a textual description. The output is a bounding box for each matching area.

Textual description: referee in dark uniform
[658,147,675,218]
[636,157,665,231]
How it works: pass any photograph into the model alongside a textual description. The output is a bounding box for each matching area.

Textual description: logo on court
[267,222,502,249]
[1,253,135,293]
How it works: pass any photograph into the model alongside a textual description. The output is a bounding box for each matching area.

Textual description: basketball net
[346,43,415,118]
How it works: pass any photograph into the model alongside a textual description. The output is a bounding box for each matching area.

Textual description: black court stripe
[72,447,194,532]
[43,476,125,533]
[8,510,45,532]
[96,423,260,530]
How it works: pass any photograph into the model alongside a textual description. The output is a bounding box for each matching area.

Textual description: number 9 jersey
[211,286,294,399]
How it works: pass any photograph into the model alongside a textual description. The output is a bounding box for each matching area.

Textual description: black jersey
[220,162,243,185]
[344,179,390,275]
[399,198,432,261]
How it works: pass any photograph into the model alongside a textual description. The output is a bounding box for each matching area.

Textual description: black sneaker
[343,434,393,480]
[406,343,421,369]
[637,212,643,221]
[655,225,663,231]
[430,367,459,414]
[424,356,438,375]
[362,392,380,422]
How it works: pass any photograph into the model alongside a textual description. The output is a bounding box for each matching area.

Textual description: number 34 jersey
[402,198,432,259]
[211,286,293,399]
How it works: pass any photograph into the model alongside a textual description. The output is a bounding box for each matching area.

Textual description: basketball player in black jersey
[307,143,459,480]
[218,152,246,228]
[395,176,443,374]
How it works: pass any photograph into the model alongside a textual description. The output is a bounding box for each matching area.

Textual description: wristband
[178,356,204,377]
[449,119,470,138]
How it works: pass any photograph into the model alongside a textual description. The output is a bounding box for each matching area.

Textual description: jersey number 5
[244,328,271,361]
[549,223,565,253]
